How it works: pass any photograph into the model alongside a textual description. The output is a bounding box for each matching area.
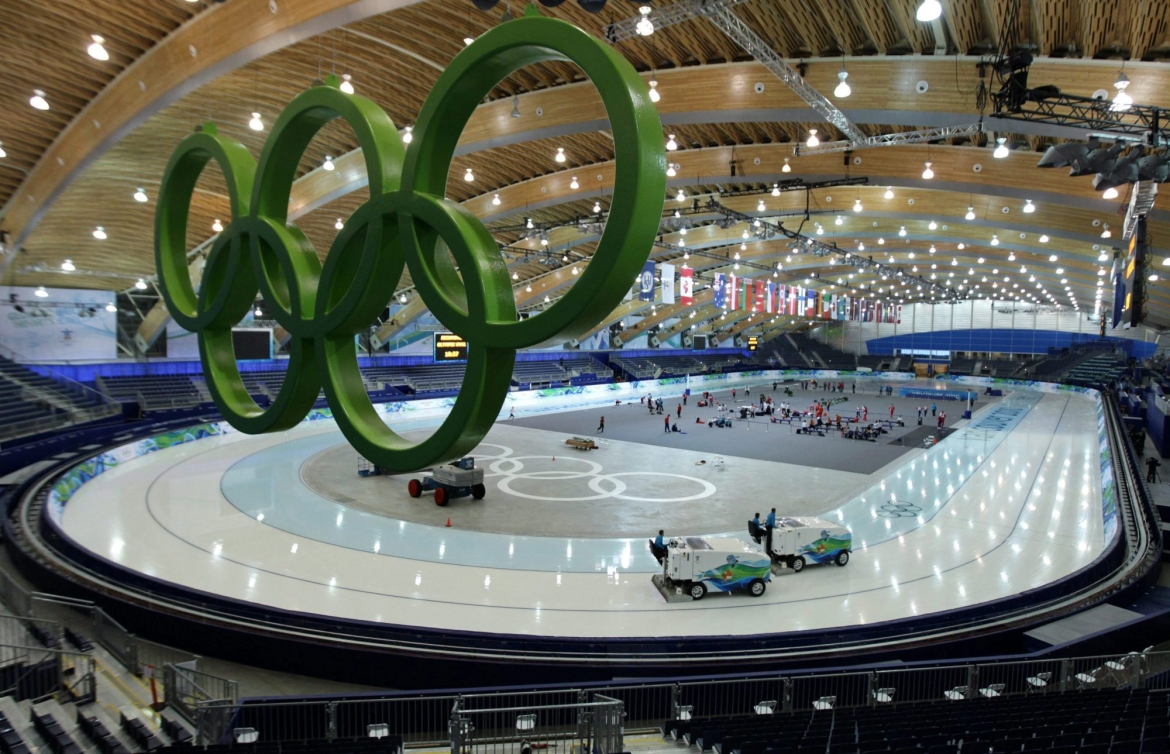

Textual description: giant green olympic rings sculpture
[155,6,666,472]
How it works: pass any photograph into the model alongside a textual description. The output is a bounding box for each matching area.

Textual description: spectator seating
[856,355,892,371]
[511,362,567,387]
[982,359,1023,377]
[0,356,111,437]
[662,686,1168,754]
[119,709,162,752]
[159,714,192,745]
[62,627,92,653]
[1067,354,1128,385]
[29,708,80,754]
[101,375,203,409]
[752,338,806,368]
[788,333,855,369]
[76,709,129,754]
[947,358,977,375]
[0,709,30,754]
[156,735,403,754]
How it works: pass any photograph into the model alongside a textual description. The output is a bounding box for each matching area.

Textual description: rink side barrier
[0,374,1155,683]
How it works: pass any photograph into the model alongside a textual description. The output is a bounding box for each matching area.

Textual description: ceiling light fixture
[105,303,117,313]
[782,158,791,174]
[463,36,475,46]
[0,142,6,158]
[636,5,655,36]
[1101,224,1112,238]
[884,187,894,200]
[928,219,937,230]
[340,74,355,94]
[807,129,819,147]
[1111,70,1132,112]
[965,206,975,221]
[1023,199,1035,213]
[30,90,49,110]
[61,259,75,271]
[135,279,147,290]
[212,218,223,233]
[249,112,264,131]
[87,35,109,61]
[916,0,942,21]
[555,147,566,163]
[993,137,1009,158]
[666,163,677,177]
[133,187,148,203]
[758,199,766,212]
[335,218,344,230]
[834,69,851,98]
[1039,235,1049,243]
[492,193,501,206]
[922,161,934,179]
[853,197,863,212]
[665,133,677,151]
[835,215,843,226]
[648,79,660,103]
[92,226,106,240]
[323,156,335,171]
[593,200,602,213]
[1103,187,1119,200]
[34,287,48,298]
[570,175,579,189]
[402,126,413,144]
[990,235,999,245]
[898,225,907,237]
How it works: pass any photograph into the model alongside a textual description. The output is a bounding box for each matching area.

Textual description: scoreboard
[747,336,759,351]
[433,332,468,362]
[1119,217,1147,328]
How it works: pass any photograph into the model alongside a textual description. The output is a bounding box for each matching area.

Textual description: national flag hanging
[765,282,774,314]
[660,263,675,305]
[830,294,839,321]
[755,281,766,313]
[790,287,799,316]
[806,288,815,317]
[729,274,738,309]
[639,261,656,302]
[713,273,726,308]
[680,267,693,306]
[742,278,752,311]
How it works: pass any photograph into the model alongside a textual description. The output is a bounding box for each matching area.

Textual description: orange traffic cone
[445,517,452,527]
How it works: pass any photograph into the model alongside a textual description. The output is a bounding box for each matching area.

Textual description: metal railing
[25,592,198,675]
[163,663,238,727]
[184,650,1169,746]
[0,639,95,704]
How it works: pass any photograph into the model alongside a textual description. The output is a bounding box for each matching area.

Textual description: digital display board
[1121,218,1147,327]
[433,332,468,362]
[747,336,759,351]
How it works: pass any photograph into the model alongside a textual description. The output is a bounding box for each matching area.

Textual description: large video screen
[1121,217,1147,328]
[232,328,273,360]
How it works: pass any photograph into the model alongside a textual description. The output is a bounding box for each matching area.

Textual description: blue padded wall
[866,329,1154,358]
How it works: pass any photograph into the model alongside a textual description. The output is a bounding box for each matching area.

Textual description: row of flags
[712,272,902,323]
[639,262,900,323]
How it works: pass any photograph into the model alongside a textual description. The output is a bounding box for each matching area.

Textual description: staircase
[783,334,816,368]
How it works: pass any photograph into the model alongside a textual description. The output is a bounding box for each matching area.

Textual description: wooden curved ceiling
[2,0,1168,331]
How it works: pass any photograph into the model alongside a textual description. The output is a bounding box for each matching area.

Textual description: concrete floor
[510,382,994,475]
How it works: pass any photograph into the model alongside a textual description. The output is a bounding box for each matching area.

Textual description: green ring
[155,11,665,472]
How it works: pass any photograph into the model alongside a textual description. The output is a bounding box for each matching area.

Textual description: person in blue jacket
[765,508,777,554]
[650,529,667,565]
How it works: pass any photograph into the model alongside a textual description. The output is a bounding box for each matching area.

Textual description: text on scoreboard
[433,332,469,362]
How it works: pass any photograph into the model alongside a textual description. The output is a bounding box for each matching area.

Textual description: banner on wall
[660,262,675,305]
[713,273,726,308]
[639,261,656,302]
[679,267,693,305]
[0,286,117,362]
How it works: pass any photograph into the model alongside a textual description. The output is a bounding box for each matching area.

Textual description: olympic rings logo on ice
[154,7,665,473]
[878,501,923,518]
[474,444,716,503]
